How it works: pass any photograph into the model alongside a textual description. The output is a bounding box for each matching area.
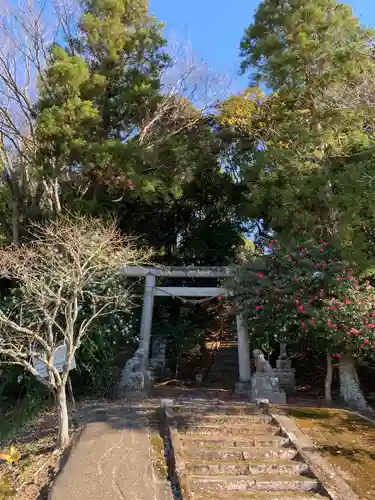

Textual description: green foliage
[218,0,375,269]
[152,318,206,378]
[0,387,48,443]
[73,311,137,396]
[35,0,175,202]
[240,0,373,92]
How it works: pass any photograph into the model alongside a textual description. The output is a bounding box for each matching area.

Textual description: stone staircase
[205,321,239,389]
[170,402,329,499]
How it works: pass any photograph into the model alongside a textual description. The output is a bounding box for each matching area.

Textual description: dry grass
[288,407,375,499]
[0,407,80,499]
[148,409,168,481]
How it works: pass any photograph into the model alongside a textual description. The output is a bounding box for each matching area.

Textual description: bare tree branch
[138,36,234,146]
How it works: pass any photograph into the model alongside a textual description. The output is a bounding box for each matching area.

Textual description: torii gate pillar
[139,273,155,370]
[235,313,251,394]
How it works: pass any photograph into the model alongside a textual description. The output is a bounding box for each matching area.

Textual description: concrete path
[50,402,157,500]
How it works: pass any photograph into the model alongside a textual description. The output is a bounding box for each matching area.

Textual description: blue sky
[149,0,375,93]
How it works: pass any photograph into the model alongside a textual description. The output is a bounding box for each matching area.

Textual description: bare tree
[138,37,234,146]
[0,0,80,243]
[0,215,151,449]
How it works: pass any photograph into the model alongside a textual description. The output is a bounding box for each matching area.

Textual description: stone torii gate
[124,266,251,392]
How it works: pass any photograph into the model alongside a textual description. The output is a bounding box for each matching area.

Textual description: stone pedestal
[118,348,153,398]
[235,380,252,395]
[249,373,286,404]
[274,358,296,395]
[149,338,167,377]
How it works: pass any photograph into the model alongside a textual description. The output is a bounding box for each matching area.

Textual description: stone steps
[186,459,310,476]
[192,492,326,499]
[183,446,298,461]
[168,402,329,499]
[178,423,280,437]
[190,475,320,493]
[175,413,274,425]
[181,434,291,448]
[206,338,239,387]
[173,404,260,415]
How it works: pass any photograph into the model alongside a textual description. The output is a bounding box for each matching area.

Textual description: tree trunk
[11,198,20,245]
[57,385,69,449]
[339,351,369,411]
[325,351,332,401]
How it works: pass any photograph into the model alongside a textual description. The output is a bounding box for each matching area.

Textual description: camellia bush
[228,238,375,410]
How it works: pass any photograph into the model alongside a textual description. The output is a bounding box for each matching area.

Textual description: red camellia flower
[323,241,328,246]
[344,300,351,305]
[257,272,264,278]
[301,320,306,330]
[364,339,369,345]
[328,319,332,327]
[255,305,261,311]
[346,332,351,337]
[297,304,305,313]
[367,324,375,329]
[320,248,324,252]
[350,328,360,334]
[370,312,375,317]
[218,296,222,301]
[322,263,327,269]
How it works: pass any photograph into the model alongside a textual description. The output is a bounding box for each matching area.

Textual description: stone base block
[276,359,292,369]
[249,373,286,404]
[235,380,251,395]
[120,390,148,400]
[117,371,153,399]
[249,389,286,405]
[274,369,296,394]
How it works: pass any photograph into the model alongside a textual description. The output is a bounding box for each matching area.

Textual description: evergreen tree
[219,0,375,264]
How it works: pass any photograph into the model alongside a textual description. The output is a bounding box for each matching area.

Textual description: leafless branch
[138,36,234,146]
[0,0,77,243]
[0,214,152,391]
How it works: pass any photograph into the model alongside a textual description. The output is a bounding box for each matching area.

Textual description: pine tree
[35,0,173,205]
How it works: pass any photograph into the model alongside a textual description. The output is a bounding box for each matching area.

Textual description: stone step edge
[186,459,305,466]
[190,474,318,481]
[181,434,290,445]
[270,410,358,500]
[178,423,279,429]
[174,413,274,421]
[160,402,195,500]
[183,445,298,459]
[191,493,327,499]
[172,402,257,407]
[190,474,320,492]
